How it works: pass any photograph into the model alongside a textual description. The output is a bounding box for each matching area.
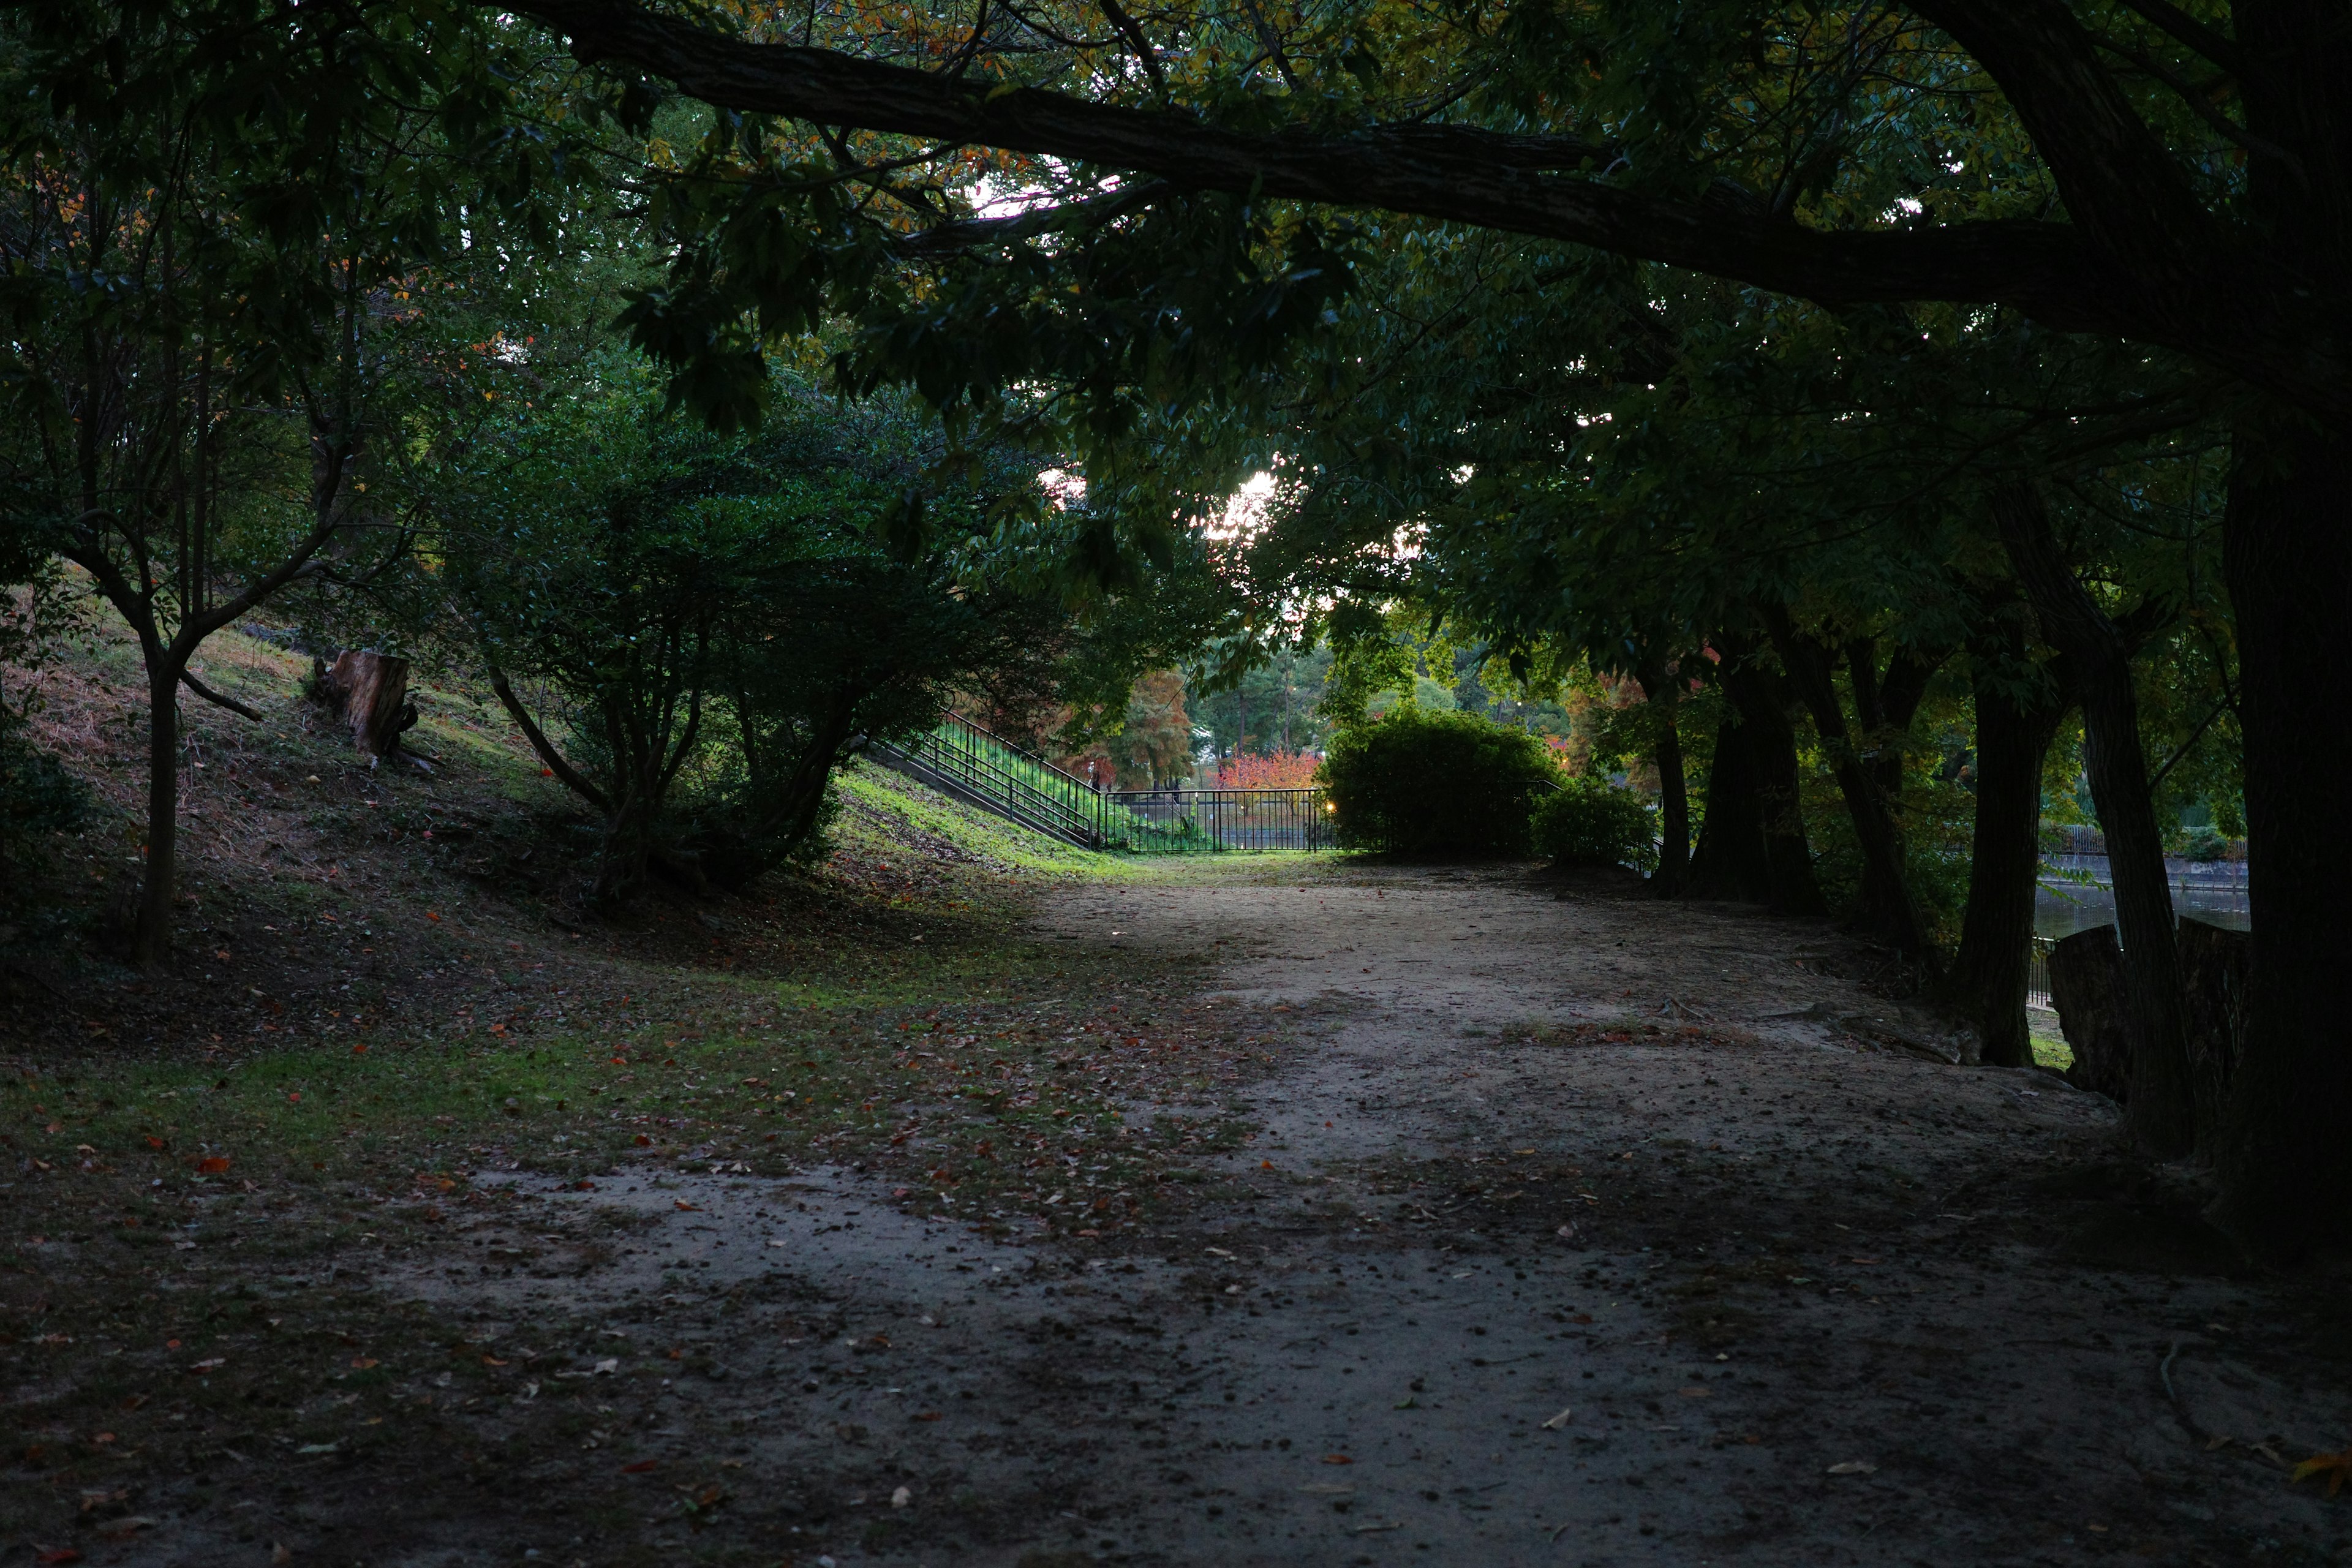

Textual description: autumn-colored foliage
[1211,750,1321,788]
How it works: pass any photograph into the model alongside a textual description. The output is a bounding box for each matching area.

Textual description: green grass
[2,903,1280,1253]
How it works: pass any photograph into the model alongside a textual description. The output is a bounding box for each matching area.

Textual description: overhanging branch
[507,0,2120,330]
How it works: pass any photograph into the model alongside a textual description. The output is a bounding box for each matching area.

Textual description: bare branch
[179,667,262,720]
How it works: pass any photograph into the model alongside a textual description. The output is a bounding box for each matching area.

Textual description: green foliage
[0,707,90,873]
[1530,777,1656,872]
[417,376,1055,895]
[1317,706,1559,857]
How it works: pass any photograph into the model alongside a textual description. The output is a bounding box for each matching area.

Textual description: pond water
[2034,853,2250,938]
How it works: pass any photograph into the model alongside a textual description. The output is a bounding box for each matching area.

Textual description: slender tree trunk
[130,657,182,967]
[1994,484,2194,1157]
[2210,422,2352,1252]
[1637,660,1689,893]
[1948,630,2070,1068]
[1765,611,1937,958]
[1716,640,1827,916]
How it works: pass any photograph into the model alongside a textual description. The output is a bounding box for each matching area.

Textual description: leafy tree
[0,1,603,962]
[417,377,1068,897]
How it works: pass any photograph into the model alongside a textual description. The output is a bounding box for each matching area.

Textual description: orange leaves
[2293,1449,2352,1496]
[620,1459,659,1474]
[194,1156,230,1175]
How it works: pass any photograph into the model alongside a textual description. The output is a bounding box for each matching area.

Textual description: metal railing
[876,710,1330,853]
[1110,786,1335,851]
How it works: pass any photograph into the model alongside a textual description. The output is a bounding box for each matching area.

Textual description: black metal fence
[880,713,1332,852]
[1110,787,1335,851]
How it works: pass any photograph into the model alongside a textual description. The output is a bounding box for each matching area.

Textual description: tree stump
[2177,916,2252,1152]
[314,650,417,760]
[2048,925,2134,1101]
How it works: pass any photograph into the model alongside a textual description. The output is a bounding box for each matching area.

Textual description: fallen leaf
[1541,1408,1574,1430]
[621,1460,658,1474]
[594,1358,619,1375]
[913,1411,943,1422]
[195,1156,230,1174]
[190,1358,225,1373]
[891,1486,912,1508]
[673,1200,698,1212]
[1825,1461,1877,1476]
[349,1357,378,1370]
[33,1548,81,1565]
[1678,1386,1712,1398]
[1321,1453,1354,1465]
[295,1443,338,1455]
[2292,1449,2352,1496]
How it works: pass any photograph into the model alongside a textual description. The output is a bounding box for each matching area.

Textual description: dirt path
[91,861,2351,1568]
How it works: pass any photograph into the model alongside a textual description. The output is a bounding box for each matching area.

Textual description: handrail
[878,709,1329,853]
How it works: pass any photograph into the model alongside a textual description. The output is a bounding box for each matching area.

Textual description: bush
[2177,824,2230,862]
[0,707,89,872]
[1531,776,1657,871]
[1317,707,1561,856]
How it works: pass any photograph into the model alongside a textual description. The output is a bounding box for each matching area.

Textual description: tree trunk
[1715,641,1828,915]
[1638,660,1689,894]
[1686,714,1770,902]
[2210,423,2352,1252]
[1765,611,1937,957]
[130,660,181,968]
[315,649,417,759]
[1947,620,2070,1068]
[2048,925,2133,1102]
[1995,484,2194,1158]
[2177,916,2251,1162]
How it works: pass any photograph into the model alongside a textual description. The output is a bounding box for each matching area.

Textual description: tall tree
[0,1,598,963]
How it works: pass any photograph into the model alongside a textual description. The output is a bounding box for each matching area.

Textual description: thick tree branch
[1909,1,2225,306]
[179,668,262,720]
[503,0,2352,425]
[2111,0,2241,74]
[508,0,2120,327]
[487,664,614,813]
[892,178,1170,257]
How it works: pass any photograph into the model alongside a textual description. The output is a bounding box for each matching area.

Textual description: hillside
[1,619,1117,1049]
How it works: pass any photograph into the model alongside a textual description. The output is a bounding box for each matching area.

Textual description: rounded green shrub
[1317,707,1561,856]
[1530,775,1658,871]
